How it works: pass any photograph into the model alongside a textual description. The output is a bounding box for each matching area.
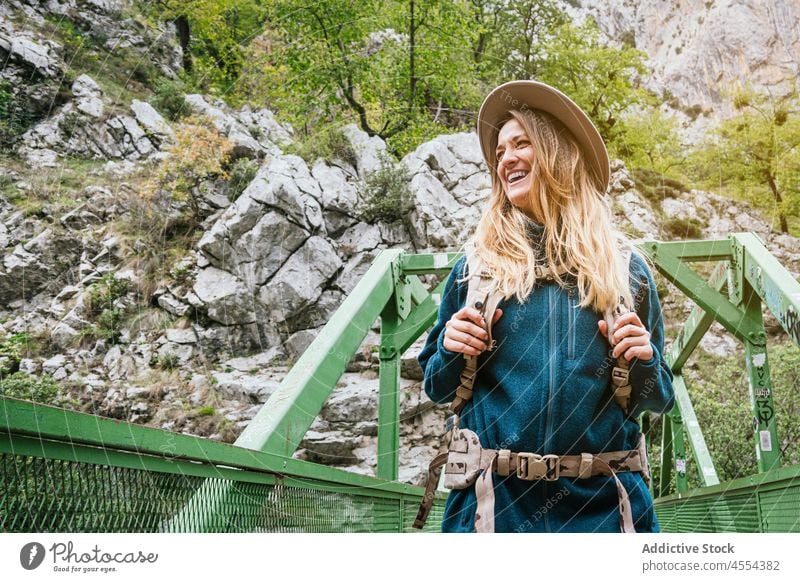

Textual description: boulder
[258,236,342,321]
[193,267,256,326]
[130,99,175,143]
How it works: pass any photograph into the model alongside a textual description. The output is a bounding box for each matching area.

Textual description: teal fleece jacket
[417,228,674,533]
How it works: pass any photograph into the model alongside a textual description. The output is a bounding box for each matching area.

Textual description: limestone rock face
[564,0,800,141]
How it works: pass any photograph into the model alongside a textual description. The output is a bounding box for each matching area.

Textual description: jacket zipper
[544,285,556,532]
[567,288,575,359]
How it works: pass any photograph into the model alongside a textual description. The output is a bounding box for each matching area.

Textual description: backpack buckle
[611,366,629,386]
[516,453,560,481]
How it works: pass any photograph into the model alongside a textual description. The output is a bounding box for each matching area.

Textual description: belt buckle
[516,453,560,481]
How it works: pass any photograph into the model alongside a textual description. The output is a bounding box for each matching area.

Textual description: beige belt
[414,428,650,533]
[472,438,648,533]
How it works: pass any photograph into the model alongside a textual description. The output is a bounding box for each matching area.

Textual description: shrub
[1,79,53,145]
[662,217,705,239]
[156,353,179,370]
[146,116,233,220]
[0,333,30,374]
[58,112,85,139]
[0,79,24,145]
[87,274,131,344]
[286,126,358,167]
[0,372,60,405]
[358,153,414,224]
[151,79,189,121]
[227,157,259,200]
[631,168,688,205]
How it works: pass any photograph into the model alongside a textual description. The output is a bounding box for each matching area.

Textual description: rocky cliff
[563,0,800,142]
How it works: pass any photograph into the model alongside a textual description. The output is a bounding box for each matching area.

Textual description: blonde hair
[470,109,634,314]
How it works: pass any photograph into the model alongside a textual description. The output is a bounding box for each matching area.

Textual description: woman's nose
[498,148,518,171]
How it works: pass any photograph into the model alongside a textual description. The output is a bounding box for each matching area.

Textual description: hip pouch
[444,427,487,490]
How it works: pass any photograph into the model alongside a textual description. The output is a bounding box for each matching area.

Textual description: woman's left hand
[597,312,654,363]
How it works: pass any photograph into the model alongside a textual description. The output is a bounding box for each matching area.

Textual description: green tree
[540,18,653,150]
[139,0,268,93]
[251,0,480,142]
[615,107,685,177]
[475,0,567,81]
[235,2,663,161]
[689,85,800,234]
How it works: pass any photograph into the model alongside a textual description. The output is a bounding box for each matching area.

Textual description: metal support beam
[672,375,719,486]
[733,233,800,346]
[636,239,732,262]
[659,414,673,498]
[639,242,762,343]
[400,252,463,276]
[665,260,729,373]
[377,301,401,480]
[392,278,447,355]
[671,410,689,494]
[237,250,401,457]
[741,284,781,472]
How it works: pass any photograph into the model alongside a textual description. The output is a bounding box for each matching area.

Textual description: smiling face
[495,117,538,219]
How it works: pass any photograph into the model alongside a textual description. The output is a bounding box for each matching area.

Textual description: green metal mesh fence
[0,452,444,533]
[654,472,800,533]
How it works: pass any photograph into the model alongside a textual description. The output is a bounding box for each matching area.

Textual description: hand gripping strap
[450,247,503,416]
[604,244,634,415]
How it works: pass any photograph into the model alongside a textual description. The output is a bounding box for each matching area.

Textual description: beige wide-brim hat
[477,80,610,192]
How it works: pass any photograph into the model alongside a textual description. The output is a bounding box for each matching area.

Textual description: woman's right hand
[443,306,503,356]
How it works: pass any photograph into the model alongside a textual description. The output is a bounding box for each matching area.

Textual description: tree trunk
[174,15,192,73]
[766,173,789,233]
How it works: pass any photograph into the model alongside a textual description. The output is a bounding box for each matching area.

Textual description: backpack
[412,241,650,533]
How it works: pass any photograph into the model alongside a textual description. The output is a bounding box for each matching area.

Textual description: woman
[417,80,674,533]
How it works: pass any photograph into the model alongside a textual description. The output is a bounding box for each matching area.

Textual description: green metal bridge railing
[1,232,799,532]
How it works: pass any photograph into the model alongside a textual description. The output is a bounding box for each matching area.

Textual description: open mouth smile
[507,170,529,185]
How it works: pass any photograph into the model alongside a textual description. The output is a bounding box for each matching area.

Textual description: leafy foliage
[647,343,800,493]
[615,108,685,178]
[146,116,234,220]
[0,79,32,145]
[0,333,31,375]
[232,1,656,161]
[538,18,653,152]
[87,273,132,344]
[358,153,414,224]
[686,84,800,234]
[150,79,190,121]
[0,373,61,405]
[686,343,800,483]
[139,0,268,94]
